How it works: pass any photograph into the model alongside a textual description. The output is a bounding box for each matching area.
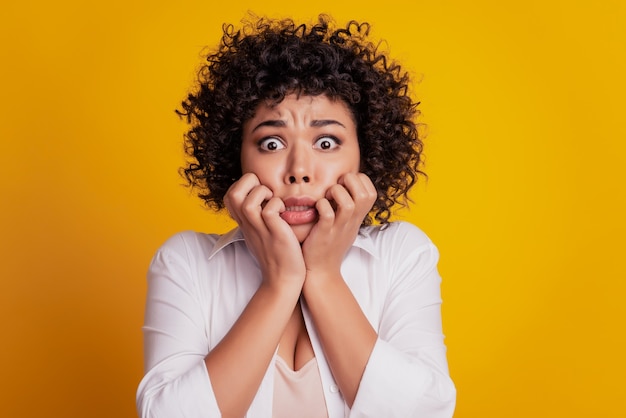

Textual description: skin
[205,94,378,417]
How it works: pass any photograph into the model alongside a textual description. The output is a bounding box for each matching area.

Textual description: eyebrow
[251,119,346,132]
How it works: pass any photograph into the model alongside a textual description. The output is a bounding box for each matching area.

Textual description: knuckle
[241,200,258,215]
[319,209,334,221]
[355,190,369,201]
[343,201,355,212]
[228,188,245,202]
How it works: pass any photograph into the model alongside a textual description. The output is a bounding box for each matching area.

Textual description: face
[241,94,361,242]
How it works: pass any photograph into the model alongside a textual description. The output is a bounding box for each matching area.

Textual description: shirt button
[329,384,339,393]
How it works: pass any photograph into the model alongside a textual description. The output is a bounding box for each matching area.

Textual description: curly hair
[177,14,425,224]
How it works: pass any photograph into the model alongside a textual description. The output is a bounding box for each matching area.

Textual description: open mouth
[285,205,313,212]
[280,205,318,225]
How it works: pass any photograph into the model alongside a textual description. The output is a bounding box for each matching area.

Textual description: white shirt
[136,221,456,417]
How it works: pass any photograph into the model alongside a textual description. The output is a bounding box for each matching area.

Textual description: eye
[258,137,285,152]
[314,136,340,150]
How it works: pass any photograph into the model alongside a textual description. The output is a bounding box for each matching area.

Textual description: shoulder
[361,223,442,291]
[155,230,220,256]
[149,230,228,269]
[355,221,440,272]
[359,221,436,252]
[147,231,232,290]
[150,227,248,267]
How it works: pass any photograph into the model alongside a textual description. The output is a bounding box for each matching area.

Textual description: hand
[301,173,377,279]
[224,173,306,289]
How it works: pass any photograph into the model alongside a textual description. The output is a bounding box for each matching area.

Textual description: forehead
[251,94,355,122]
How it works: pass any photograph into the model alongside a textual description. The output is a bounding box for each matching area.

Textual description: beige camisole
[272,356,329,418]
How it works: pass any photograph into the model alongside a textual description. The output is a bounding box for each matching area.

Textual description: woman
[137,15,456,417]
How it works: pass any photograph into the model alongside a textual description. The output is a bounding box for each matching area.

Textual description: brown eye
[314,136,340,150]
[258,137,285,151]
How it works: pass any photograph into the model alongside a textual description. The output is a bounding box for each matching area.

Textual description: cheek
[243,158,282,185]
[338,147,361,175]
[324,158,360,180]
[351,150,361,172]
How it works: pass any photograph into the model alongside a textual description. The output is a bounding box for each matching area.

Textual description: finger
[325,184,355,222]
[224,173,262,222]
[341,173,377,216]
[226,173,261,205]
[356,172,378,201]
[240,185,273,229]
[315,197,336,228]
[342,173,374,202]
[261,197,292,233]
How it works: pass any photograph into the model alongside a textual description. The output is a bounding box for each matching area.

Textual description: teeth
[285,205,313,211]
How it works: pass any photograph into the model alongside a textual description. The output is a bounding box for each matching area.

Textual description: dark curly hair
[177,14,425,224]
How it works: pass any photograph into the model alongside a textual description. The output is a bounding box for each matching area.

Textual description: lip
[280,196,318,225]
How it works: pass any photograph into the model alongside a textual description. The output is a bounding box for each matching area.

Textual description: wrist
[259,275,304,299]
[302,270,343,298]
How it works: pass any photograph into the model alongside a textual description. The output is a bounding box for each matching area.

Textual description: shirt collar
[207,227,246,260]
[207,226,379,260]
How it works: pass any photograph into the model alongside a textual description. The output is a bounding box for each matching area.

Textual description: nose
[288,175,310,184]
[284,143,312,184]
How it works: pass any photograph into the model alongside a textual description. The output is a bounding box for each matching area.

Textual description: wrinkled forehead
[248,91,358,126]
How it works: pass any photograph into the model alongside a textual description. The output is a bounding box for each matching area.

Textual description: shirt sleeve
[349,222,456,417]
[136,234,221,418]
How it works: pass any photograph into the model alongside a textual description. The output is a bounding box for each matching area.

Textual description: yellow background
[1,0,624,417]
